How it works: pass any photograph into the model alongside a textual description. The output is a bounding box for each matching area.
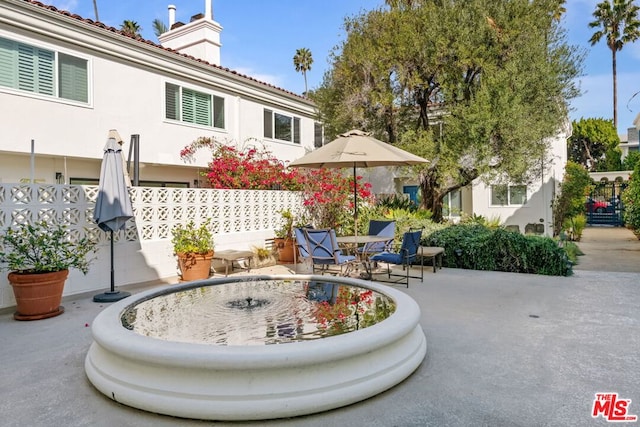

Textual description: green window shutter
[165,83,180,120]
[264,109,273,138]
[193,90,212,126]
[58,53,88,102]
[0,37,18,89]
[293,117,300,144]
[213,95,225,129]
[181,88,211,126]
[181,88,195,123]
[17,43,54,96]
[314,122,323,148]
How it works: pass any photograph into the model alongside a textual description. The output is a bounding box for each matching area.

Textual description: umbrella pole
[110,229,115,292]
[93,229,131,303]
[353,164,358,239]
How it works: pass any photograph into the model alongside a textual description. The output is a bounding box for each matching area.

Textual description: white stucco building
[0,0,321,187]
[0,0,570,237]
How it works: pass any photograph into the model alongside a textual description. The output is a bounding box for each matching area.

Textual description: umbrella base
[93,291,131,303]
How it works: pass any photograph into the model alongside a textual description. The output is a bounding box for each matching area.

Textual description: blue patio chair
[303,228,357,276]
[369,228,423,287]
[305,281,339,303]
[294,226,313,272]
[358,219,395,257]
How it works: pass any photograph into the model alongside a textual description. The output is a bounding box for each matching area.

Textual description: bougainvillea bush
[180,136,373,234]
[181,137,303,190]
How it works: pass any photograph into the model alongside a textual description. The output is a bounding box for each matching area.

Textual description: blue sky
[48,0,640,135]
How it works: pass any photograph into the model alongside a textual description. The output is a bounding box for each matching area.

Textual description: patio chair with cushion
[304,228,357,276]
[358,219,395,258]
[369,228,424,287]
[294,226,313,272]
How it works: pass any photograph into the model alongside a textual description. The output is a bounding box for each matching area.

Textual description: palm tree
[152,19,168,38]
[92,0,99,21]
[293,48,313,95]
[120,20,142,38]
[589,0,640,129]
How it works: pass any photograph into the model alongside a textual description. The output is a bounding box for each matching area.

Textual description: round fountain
[85,274,427,421]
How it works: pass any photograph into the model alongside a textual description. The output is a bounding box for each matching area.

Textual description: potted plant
[171,219,215,281]
[0,221,97,320]
[274,209,296,263]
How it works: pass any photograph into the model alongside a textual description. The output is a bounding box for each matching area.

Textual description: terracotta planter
[177,251,214,281]
[275,238,295,263]
[8,269,68,321]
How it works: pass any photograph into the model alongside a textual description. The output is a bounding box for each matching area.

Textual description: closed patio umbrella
[289,129,429,233]
[93,130,134,302]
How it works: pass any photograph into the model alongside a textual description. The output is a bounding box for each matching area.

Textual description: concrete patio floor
[1,227,639,426]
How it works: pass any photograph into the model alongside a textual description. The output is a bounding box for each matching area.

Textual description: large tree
[589,0,640,129]
[568,118,621,172]
[312,0,582,221]
[293,48,313,95]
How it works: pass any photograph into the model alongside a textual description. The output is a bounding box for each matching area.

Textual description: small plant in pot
[274,209,296,263]
[0,221,97,321]
[171,219,215,281]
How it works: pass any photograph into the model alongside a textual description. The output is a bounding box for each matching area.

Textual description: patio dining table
[335,234,392,279]
[335,235,391,255]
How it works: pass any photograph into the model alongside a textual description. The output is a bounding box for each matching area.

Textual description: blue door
[403,185,419,205]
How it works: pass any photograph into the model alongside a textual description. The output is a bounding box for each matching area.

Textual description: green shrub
[460,213,503,229]
[376,194,418,212]
[552,162,592,236]
[425,224,572,276]
[622,162,640,232]
[562,214,587,241]
[563,241,584,265]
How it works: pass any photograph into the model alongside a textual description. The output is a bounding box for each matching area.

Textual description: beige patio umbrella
[289,129,429,233]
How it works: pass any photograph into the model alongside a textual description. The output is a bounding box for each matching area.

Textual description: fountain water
[85,274,427,421]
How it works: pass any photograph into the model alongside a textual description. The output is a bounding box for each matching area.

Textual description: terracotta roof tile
[21,0,309,101]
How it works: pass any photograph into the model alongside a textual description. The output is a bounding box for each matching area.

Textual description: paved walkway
[1,229,639,426]
[574,226,640,272]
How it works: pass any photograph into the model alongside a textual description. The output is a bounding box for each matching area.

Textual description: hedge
[425,224,572,276]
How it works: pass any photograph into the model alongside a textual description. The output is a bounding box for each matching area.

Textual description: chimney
[205,0,212,20]
[158,0,222,65]
[168,5,176,27]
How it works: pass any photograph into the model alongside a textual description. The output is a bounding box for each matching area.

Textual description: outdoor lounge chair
[369,228,423,287]
[303,228,357,276]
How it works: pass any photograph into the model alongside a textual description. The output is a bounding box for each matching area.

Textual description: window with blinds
[263,108,301,144]
[165,82,225,129]
[0,36,88,103]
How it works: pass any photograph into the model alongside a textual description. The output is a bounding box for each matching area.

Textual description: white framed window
[263,109,301,144]
[491,184,527,206]
[0,36,89,103]
[443,189,462,217]
[165,82,225,128]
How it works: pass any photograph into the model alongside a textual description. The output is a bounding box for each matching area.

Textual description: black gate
[586,181,627,226]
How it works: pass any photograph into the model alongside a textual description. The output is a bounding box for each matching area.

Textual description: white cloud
[231,67,284,88]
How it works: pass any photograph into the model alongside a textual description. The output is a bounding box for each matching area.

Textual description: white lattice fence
[0,184,303,310]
